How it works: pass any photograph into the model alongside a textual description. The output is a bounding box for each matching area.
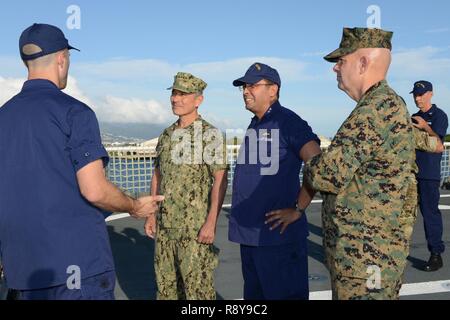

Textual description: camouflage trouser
[154,229,219,300]
[331,274,402,300]
[323,179,418,300]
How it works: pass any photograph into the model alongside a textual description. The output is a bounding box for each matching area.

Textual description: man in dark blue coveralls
[229,63,321,300]
[0,24,164,300]
[411,80,448,272]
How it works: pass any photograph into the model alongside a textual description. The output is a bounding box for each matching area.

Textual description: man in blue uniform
[0,23,163,300]
[411,80,448,272]
[229,63,321,300]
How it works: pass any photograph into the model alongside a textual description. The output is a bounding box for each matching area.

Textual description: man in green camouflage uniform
[144,72,228,300]
[303,28,443,300]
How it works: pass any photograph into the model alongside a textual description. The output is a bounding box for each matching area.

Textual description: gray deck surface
[108,191,450,300]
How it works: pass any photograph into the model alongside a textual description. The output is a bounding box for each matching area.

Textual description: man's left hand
[144,214,157,239]
[265,208,302,234]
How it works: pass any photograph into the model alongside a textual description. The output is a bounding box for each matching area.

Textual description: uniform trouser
[155,230,219,300]
[323,178,418,300]
[418,179,445,254]
[12,271,115,300]
[330,274,402,300]
[240,241,309,300]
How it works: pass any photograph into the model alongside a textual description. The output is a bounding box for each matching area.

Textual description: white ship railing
[106,143,450,197]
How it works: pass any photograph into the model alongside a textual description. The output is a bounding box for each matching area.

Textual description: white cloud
[0,56,26,78]
[73,56,313,83]
[96,95,173,124]
[186,57,311,82]
[425,28,449,34]
[64,76,94,106]
[0,75,174,125]
[200,111,236,130]
[74,58,175,81]
[299,51,329,57]
[66,56,319,129]
[3,50,448,136]
[391,46,450,80]
[389,46,450,115]
[0,76,24,106]
[0,76,94,108]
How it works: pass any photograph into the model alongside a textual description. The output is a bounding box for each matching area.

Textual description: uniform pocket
[208,245,220,270]
[80,271,115,300]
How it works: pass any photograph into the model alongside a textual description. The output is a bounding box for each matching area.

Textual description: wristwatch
[295,204,306,216]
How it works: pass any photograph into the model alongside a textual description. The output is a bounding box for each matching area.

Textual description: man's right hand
[130,195,164,219]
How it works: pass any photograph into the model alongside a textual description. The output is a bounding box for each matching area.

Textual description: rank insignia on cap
[255,63,261,71]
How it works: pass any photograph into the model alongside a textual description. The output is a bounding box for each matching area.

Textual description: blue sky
[1,0,450,138]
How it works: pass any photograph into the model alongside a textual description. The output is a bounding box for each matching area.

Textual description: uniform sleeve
[304,106,384,194]
[285,116,321,157]
[154,134,164,169]
[205,129,229,174]
[433,110,448,140]
[413,127,438,152]
[66,106,109,172]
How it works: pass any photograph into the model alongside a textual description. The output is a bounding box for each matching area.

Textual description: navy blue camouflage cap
[233,63,281,87]
[19,23,80,61]
[410,80,433,95]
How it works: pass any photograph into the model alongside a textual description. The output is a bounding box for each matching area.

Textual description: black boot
[422,253,443,272]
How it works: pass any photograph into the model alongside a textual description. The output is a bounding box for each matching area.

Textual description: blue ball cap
[410,80,433,95]
[19,23,80,61]
[233,63,281,87]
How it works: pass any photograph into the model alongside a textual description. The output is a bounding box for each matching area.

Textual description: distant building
[140,138,159,149]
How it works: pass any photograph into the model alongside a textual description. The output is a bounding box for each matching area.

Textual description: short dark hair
[264,80,280,99]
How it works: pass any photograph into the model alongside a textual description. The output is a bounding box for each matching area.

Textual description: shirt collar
[250,100,282,126]
[417,104,436,116]
[168,114,203,132]
[427,104,437,115]
[358,80,387,106]
[22,79,59,91]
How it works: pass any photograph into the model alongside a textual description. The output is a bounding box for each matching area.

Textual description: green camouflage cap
[168,72,207,94]
[324,27,393,63]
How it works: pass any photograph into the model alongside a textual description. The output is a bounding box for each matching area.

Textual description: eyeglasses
[238,83,273,92]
